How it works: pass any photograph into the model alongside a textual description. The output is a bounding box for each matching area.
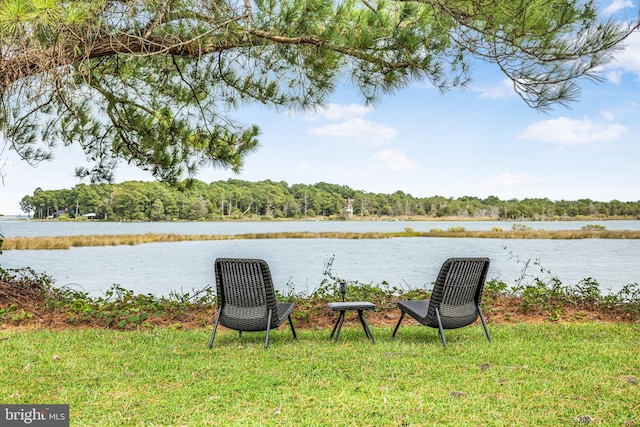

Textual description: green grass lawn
[1,323,638,426]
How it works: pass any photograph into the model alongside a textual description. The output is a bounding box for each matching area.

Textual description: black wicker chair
[208,258,296,349]
[392,257,492,346]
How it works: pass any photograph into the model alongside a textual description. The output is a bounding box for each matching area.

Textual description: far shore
[1,214,638,222]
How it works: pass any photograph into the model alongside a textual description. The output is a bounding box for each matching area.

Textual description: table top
[327,301,376,311]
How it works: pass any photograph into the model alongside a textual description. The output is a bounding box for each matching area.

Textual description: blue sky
[2,1,640,215]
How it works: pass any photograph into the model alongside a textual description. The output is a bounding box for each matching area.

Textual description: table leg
[329,314,340,339]
[331,311,346,343]
[358,309,375,343]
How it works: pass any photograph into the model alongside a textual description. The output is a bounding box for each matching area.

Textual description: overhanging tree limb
[1,0,638,183]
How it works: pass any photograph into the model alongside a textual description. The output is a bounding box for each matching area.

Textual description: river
[1,219,638,296]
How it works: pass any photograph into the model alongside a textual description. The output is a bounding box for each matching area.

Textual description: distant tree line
[18,179,640,221]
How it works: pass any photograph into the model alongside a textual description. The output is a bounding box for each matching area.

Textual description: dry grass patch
[3,228,640,251]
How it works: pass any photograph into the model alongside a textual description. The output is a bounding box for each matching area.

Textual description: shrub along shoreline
[1,263,638,331]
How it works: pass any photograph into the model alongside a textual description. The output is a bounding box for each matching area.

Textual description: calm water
[1,220,639,296]
[2,218,640,237]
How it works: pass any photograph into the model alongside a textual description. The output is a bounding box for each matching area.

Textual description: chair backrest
[214,258,278,331]
[426,257,490,329]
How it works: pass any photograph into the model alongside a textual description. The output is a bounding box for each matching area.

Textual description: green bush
[581,224,607,231]
[485,278,508,295]
[512,223,533,231]
[447,226,466,232]
[1,266,215,329]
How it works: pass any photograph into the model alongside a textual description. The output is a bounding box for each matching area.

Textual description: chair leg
[264,309,273,349]
[435,307,447,347]
[478,305,492,342]
[391,311,405,338]
[288,315,297,340]
[208,309,221,349]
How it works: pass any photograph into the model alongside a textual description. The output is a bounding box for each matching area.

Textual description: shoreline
[1,293,637,332]
[2,214,638,222]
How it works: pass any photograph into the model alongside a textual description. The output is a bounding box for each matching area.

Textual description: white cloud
[372,149,419,172]
[518,116,628,144]
[607,29,640,77]
[308,117,398,146]
[600,110,615,121]
[306,103,398,146]
[602,0,635,16]
[305,103,373,122]
[475,79,517,99]
[484,173,537,189]
[606,70,624,84]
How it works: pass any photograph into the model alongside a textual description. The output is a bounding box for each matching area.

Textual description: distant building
[49,209,68,219]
